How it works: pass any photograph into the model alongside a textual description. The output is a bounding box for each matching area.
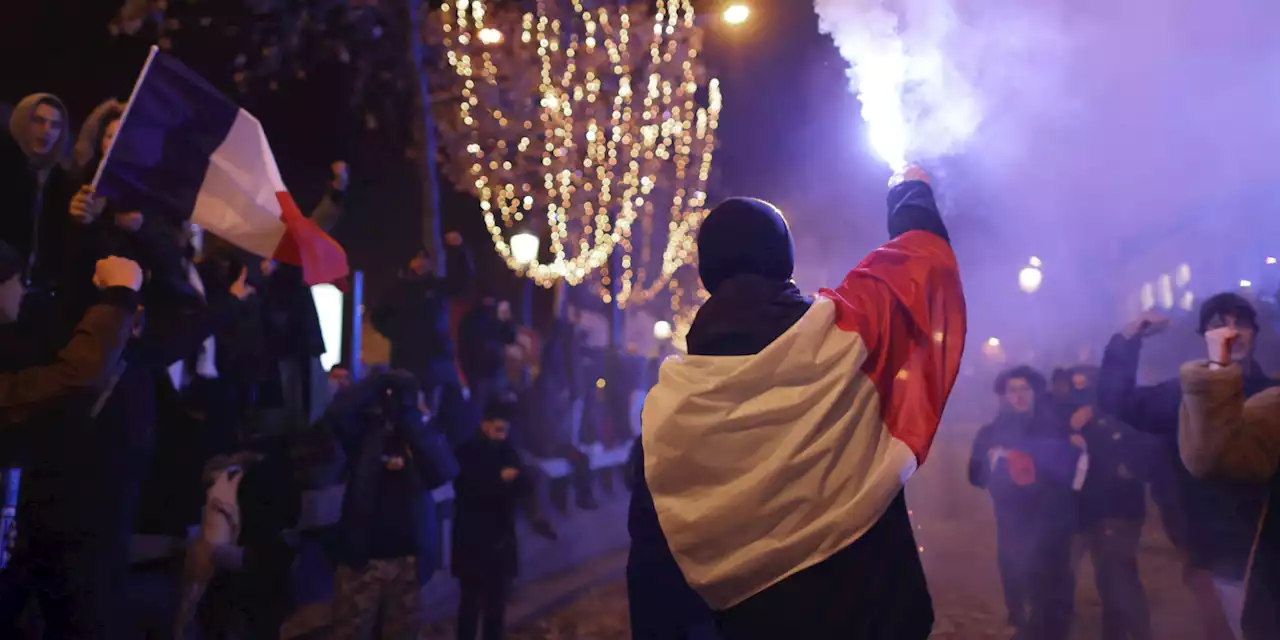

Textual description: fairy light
[430,0,721,308]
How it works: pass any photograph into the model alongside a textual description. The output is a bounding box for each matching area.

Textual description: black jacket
[969,410,1083,542]
[627,180,950,640]
[371,246,473,380]
[330,373,459,584]
[451,436,526,581]
[458,305,517,384]
[1076,414,1150,528]
[1098,335,1279,579]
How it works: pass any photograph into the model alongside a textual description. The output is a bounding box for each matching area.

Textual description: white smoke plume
[814,0,985,170]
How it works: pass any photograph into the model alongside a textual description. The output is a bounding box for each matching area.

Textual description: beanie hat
[1198,292,1258,334]
[484,394,518,423]
[697,198,795,295]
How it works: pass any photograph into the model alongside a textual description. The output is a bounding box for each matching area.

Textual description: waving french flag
[95,48,348,285]
[641,227,965,612]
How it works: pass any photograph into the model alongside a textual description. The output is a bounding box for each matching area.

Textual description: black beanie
[1198,292,1258,334]
[0,240,22,284]
[484,393,518,423]
[697,198,795,295]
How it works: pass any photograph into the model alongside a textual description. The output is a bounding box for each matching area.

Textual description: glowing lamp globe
[477,28,504,46]
[511,232,539,267]
[1018,266,1043,294]
[653,320,673,341]
[723,4,750,26]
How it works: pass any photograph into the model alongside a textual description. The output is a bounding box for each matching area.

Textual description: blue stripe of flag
[96,52,240,225]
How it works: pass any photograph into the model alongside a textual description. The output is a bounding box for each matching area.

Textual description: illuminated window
[1139,283,1155,312]
[1158,274,1174,310]
[1175,263,1192,287]
[311,284,344,371]
[1180,291,1195,311]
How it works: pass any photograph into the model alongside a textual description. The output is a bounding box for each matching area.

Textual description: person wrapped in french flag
[93,48,348,286]
[627,166,966,639]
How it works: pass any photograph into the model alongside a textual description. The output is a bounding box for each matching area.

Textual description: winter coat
[628,179,961,640]
[969,411,1083,541]
[1179,362,1280,640]
[370,246,473,384]
[329,373,459,585]
[457,305,517,385]
[0,287,139,438]
[1076,413,1150,528]
[1098,335,1280,580]
[0,98,82,346]
[451,436,525,581]
[15,283,207,571]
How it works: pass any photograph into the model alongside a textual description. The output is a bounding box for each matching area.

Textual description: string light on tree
[428,0,722,314]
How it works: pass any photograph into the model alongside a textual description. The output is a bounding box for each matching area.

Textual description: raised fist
[889,164,931,188]
[1122,311,1171,340]
[94,256,143,291]
[1205,326,1239,365]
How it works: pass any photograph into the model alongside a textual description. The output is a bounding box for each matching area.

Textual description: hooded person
[627,166,966,640]
[0,93,78,345]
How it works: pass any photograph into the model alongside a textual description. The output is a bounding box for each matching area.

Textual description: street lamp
[723,4,750,25]
[511,232,539,268]
[1018,257,1043,294]
[653,320,673,341]
[511,232,539,328]
[478,27,504,46]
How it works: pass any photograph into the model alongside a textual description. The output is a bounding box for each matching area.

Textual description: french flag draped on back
[642,228,965,610]
[95,49,348,285]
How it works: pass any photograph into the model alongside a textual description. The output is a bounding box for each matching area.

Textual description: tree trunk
[405,0,443,273]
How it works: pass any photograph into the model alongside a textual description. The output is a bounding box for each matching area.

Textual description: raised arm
[0,259,141,425]
[308,162,349,233]
[1097,313,1180,435]
[818,167,965,464]
[1179,362,1280,483]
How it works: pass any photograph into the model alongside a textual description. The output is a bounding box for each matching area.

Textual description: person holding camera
[327,370,459,639]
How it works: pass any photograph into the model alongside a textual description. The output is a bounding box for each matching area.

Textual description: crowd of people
[6,82,1280,640]
[958,292,1280,640]
[622,163,1280,640]
[0,90,642,640]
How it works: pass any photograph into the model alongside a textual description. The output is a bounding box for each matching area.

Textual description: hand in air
[1122,311,1171,340]
[94,256,143,291]
[500,467,520,483]
[1204,326,1239,365]
[889,164,930,188]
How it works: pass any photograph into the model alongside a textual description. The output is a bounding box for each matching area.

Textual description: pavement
[488,436,1206,640]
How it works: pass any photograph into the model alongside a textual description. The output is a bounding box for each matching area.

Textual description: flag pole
[91,45,159,191]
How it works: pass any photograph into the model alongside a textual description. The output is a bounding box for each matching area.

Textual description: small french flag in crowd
[94,47,349,285]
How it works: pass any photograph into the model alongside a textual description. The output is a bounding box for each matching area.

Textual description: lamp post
[1019,256,1043,294]
[723,4,751,26]
[511,232,539,327]
[653,320,673,342]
